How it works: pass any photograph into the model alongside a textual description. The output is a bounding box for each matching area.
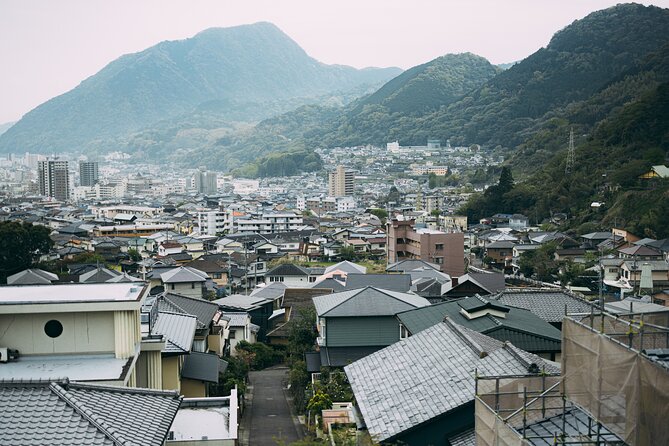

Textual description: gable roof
[7,268,59,285]
[265,263,311,277]
[344,274,412,292]
[313,286,430,318]
[212,294,272,311]
[0,379,181,446]
[489,289,593,323]
[79,267,120,283]
[324,260,367,275]
[386,259,439,272]
[397,295,562,352]
[344,320,559,443]
[160,266,208,284]
[162,293,219,328]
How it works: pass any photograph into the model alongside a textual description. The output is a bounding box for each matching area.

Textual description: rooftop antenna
[565,127,575,175]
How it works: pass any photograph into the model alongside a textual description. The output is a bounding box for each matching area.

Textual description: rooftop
[0,354,133,383]
[0,283,146,306]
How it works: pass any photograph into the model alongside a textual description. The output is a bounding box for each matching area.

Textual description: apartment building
[198,209,232,236]
[387,218,465,277]
[328,165,355,197]
[38,159,70,200]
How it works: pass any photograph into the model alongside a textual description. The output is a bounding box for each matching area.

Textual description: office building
[38,160,69,201]
[328,165,355,197]
[79,161,99,186]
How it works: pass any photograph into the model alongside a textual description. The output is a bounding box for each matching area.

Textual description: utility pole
[565,127,575,175]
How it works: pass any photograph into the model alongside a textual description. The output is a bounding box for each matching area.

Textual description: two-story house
[312,286,431,367]
[160,266,208,298]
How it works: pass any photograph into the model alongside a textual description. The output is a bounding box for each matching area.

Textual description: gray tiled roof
[0,380,181,446]
[163,293,219,328]
[489,289,592,323]
[324,260,367,275]
[386,259,439,272]
[7,268,58,285]
[397,296,562,353]
[152,311,197,353]
[344,274,412,292]
[448,429,475,446]
[344,321,559,442]
[160,266,208,284]
[220,312,250,327]
[79,267,120,283]
[313,286,430,317]
[181,351,228,383]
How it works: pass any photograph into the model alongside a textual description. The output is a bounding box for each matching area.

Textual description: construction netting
[562,317,669,446]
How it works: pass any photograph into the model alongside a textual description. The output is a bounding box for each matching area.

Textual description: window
[434,257,444,265]
[229,330,236,339]
[435,243,444,251]
[191,282,195,289]
[170,283,175,290]
[44,320,63,338]
[309,277,316,283]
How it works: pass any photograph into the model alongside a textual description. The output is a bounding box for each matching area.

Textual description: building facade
[328,165,355,197]
[79,161,99,186]
[38,160,69,200]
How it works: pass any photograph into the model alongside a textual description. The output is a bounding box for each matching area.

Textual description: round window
[44,320,63,338]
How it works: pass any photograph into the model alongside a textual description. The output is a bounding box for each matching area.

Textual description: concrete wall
[162,355,182,393]
[0,311,115,355]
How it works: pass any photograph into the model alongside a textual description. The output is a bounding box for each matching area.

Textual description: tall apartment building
[194,169,218,195]
[38,160,69,201]
[328,165,355,197]
[79,161,99,186]
[198,209,232,236]
[387,218,464,277]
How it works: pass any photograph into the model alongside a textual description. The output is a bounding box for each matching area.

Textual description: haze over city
[1,0,668,123]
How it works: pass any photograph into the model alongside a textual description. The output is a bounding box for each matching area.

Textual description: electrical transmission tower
[565,127,575,175]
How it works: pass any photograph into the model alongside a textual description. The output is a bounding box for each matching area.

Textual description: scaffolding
[475,310,669,446]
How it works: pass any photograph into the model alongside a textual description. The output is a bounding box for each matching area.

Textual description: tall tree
[0,221,53,282]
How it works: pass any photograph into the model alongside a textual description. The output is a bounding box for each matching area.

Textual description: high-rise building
[79,161,99,186]
[194,169,218,195]
[328,165,355,197]
[38,160,70,201]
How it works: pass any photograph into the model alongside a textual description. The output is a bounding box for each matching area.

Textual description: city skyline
[2,0,668,123]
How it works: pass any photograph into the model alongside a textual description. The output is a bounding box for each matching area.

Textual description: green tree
[0,221,53,283]
[127,248,142,261]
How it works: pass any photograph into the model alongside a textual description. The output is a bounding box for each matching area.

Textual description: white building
[198,210,232,236]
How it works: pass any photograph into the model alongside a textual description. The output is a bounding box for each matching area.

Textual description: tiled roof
[397,296,562,352]
[160,267,208,284]
[344,274,412,292]
[220,312,250,327]
[152,312,197,353]
[448,429,475,446]
[7,268,59,285]
[489,289,592,323]
[313,286,431,317]
[324,261,366,275]
[386,259,439,272]
[344,321,559,442]
[266,263,311,277]
[162,293,219,328]
[79,267,120,283]
[0,380,181,446]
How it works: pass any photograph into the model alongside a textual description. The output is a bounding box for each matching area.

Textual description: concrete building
[194,169,217,195]
[38,159,69,200]
[198,209,231,236]
[79,161,99,186]
[387,218,465,277]
[328,165,355,197]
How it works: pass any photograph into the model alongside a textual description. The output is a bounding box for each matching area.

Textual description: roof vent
[0,347,19,363]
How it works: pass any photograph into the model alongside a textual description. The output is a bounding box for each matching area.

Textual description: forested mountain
[0,122,14,136]
[0,22,400,154]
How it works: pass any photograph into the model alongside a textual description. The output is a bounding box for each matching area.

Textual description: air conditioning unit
[0,348,19,363]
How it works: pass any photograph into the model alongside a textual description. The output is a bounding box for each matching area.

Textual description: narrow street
[240,366,303,446]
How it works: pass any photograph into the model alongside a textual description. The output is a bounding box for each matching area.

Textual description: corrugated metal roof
[181,351,227,383]
[344,322,559,442]
[163,293,219,329]
[152,311,197,353]
[0,380,181,446]
[221,312,250,327]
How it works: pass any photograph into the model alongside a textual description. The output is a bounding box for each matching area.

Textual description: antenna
[565,127,575,175]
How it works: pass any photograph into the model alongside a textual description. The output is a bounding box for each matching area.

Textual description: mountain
[0,122,14,136]
[0,22,401,154]
[308,3,669,151]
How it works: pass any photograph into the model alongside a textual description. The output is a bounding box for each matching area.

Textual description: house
[213,294,276,342]
[343,273,412,292]
[160,266,208,298]
[187,258,229,288]
[265,263,317,287]
[508,214,529,230]
[386,259,440,273]
[0,379,182,446]
[484,240,516,268]
[220,312,258,355]
[6,268,58,285]
[344,319,560,445]
[312,286,431,367]
[638,164,669,179]
[489,288,593,329]
[397,295,562,360]
[617,244,664,260]
[78,266,121,283]
[444,271,505,299]
[266,288,334,346]
[0,283,148,386]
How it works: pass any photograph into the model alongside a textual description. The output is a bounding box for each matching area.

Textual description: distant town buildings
[79,161,99,186]
[194,168,217,195]
[37,159,69,200]
[328,165,355,197]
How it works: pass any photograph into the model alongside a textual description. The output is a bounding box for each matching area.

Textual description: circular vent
[44,320,64,338]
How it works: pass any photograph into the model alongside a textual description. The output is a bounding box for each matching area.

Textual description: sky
[1,0,668,123]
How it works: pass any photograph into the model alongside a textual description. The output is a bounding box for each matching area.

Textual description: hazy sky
[1,0,668,123]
